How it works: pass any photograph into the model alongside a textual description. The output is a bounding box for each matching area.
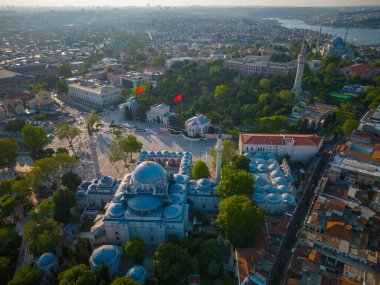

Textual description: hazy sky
[1,0,379,7]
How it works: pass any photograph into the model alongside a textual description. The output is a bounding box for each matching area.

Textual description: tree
[123,237,145,264]
[5,119,25,132]
[54,123,81,152]
[23,199,59,257]
[210,139,234,170]
[0,138,19,170]
[97,262,110,285]
[0,194,18,220]
[22,125,49,152]
[53,187,76,224]
[8,265,42,285]
[109,136,142,166]
[214,84,229,98]
[56,79,69,94]
[62,171,82,192]
[216,164,253,198]
[153,242,194,284]
[199,239,223,278]
[191,160,210,180]
[151,55,166,67]
[259,78,270,89]
[216,195,266,246]
[277,90,293,102]
[59,63,73,78]
[58,264,96,285]
[111,277,141,285]
[26,153,77,198]
[342,119,359,136]
[232,154,250,171]
[86,110,100,130]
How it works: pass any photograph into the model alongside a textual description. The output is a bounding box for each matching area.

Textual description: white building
[146,103,172,127]
[68,80,120,108]
[239,134,323,162]
[119,97,138,118]
[185,114,210,137]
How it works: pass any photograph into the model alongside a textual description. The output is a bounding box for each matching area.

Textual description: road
[269,141,336,285]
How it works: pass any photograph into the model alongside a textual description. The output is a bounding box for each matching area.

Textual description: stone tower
[215,127,223,183]
[292,40,307,95]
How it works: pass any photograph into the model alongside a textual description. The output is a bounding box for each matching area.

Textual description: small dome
[254,185,264,193]
[188,186,196,194]
[274,177,287,186]
[246,152,254,158]
[257,164,268,172]
[277,185,289,193]
[170,151,177,157]
[92,178,99,184]
[254,158,266,165]
[112,192,124,203]
[268,163,279,171]
[188,180,197,187]
[99,176,113,186]
[197,178,211,189]
[90,245,121,269]
[249,164,256,172]
[108,203,125,218]
[281,193,296,204]
[267,193,281,204]
[128,195,161,213]
[253,193,266,204]
[163,204,182,219]
[270,170,283,178]
[155,151,163,156]
[38,252,55,267]
[76,190,86,198]
[266,158,276,164]
[116,179,122,184]
[79,181,91,190]
[170,183,186,194]
[174,174,188,184]
[148,151,156,157]
[163,150,170,156]
[169,193,184,204]
[141,150,148,155]
[176,151,184,157]
[88,183,97,191]
[132,161,166,185]
[255,176,269,186]
[127,266,147,283]
[180,170,188,176]
[263,185,276,193]
[255,152,264,158]
[139,153,147,160]
[265,153,276,159]
[181,161,190,167]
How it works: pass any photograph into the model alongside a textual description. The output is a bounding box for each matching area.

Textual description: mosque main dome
[132,161,166,185]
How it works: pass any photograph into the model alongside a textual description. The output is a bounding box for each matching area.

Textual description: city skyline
[1,0,380,7]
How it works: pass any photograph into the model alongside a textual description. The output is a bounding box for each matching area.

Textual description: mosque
[321,37,355,60]
[76,133,224,247]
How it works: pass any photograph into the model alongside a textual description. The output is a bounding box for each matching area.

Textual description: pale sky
[0,0,379,7]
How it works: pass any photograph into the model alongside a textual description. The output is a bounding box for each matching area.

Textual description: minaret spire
[215,123,223,183]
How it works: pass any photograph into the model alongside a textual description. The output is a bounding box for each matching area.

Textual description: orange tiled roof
[240,134,323,146]
[326,222,354,241]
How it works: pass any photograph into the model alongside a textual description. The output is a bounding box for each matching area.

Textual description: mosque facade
[322,37,355,60]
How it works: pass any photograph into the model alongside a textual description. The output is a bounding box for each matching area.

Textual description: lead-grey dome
[132,161,166,185]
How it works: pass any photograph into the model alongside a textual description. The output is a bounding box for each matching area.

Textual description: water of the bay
[272,18,380,45]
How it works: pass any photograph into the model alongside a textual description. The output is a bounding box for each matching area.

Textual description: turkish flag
[136,86,144,95]
[173,93,182,103]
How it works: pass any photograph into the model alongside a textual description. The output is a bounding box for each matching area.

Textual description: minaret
[292,40,307,95]
[215,127,223,183]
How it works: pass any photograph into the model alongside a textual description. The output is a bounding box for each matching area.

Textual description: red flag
[136,86,144,95]
[173,93,182,103]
